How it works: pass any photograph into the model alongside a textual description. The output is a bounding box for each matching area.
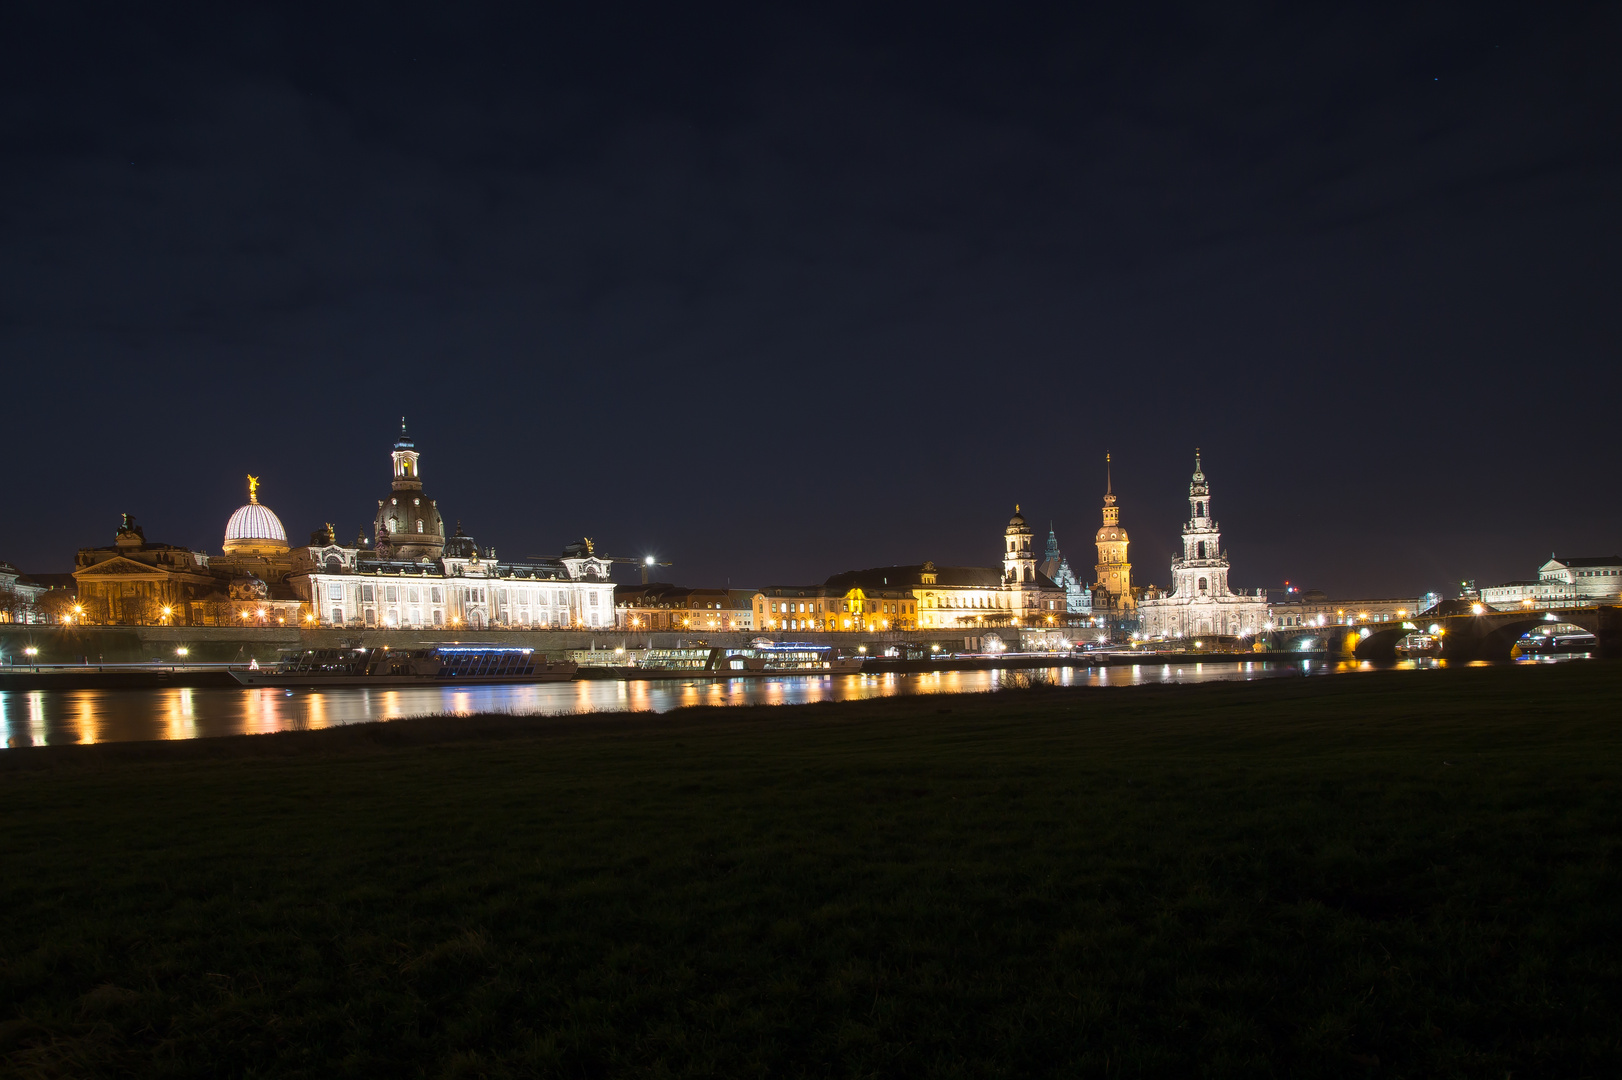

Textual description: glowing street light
[176,647,189,658]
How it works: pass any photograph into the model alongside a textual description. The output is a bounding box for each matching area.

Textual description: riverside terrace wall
[0,625,1063,666]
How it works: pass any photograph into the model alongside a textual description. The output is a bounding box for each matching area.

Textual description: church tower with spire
[1003,505,1037,584]
[373,418,446,561]
[1174,448,1229,598]
[1094,453,1134,613]
[1137,448,1269,641]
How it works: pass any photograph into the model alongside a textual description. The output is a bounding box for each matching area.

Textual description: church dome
[372,421,446,561]
[1006,505,1029,531]
[1096,524,1129,543]
[223,477,289,555]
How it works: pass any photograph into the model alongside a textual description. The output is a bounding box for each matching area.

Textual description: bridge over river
[1264,605,1621,662]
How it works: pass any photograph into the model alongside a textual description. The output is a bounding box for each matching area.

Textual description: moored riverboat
[574,642,864,679]
[230,645,577,687]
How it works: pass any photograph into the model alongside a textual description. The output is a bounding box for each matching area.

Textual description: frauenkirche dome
[223,476,290,555]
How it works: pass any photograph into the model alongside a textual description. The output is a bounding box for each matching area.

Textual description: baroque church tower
[1094,453,1134,613]
[1003,506,1037,584]
[1173,449,1228,598]
[373,418,446,561]
[1136,448,1269,640]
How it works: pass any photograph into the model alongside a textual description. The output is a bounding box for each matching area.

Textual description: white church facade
[1139,451,1269,640]
[288,423,615,630]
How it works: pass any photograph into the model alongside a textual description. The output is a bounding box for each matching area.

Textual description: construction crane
[602,554,672,584]
[533,538,671,584]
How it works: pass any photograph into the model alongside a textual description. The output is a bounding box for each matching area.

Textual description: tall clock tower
[1094,453,1134,613]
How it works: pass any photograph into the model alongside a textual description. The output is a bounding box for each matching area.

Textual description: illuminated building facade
[290,430,614,629]
[1267,590,1424,628]
[770,511,1065,632]
[618,585,759,631]
[70,476,315,626]
[0,562,48,623]
[1531,556,1622,603]
[1139,451,1268,640]
[72,515,226,625]
[755,578,916,632]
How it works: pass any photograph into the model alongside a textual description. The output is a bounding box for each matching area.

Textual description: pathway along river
[0,657,1583,748]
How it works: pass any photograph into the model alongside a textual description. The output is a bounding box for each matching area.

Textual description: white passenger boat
[575,642,864,678]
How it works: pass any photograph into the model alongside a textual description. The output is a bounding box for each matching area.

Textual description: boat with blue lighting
[230,644,577,687]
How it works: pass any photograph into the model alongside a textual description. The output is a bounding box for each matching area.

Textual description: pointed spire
[1106,451,1113,495]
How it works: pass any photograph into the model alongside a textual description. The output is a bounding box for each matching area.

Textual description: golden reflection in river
[305,692,330,733]
[73,692,97,744]
[3,656,1577,749]
[29,690,47,746]
[163,688,197,741]
[242,688,289,734]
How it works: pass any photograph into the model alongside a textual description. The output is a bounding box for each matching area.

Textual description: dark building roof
[25,573,77,591]
[821,565,931,592]
[1552,556,1622,568]
[616,584,738,608]
[821,564,1063,593]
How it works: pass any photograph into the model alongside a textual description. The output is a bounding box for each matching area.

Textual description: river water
[0,657,1574,748]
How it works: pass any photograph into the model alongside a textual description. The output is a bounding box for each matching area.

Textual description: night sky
[3,4,1618,598]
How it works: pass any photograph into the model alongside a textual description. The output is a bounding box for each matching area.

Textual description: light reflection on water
[0,656,1576,748]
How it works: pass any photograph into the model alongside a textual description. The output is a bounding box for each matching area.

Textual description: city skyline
[8,424,1602,603]
[2,6,1617,597]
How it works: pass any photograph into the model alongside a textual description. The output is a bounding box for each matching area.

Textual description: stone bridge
[1267,606,1620,661]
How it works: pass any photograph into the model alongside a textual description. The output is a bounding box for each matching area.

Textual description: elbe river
[0,656,1576,748]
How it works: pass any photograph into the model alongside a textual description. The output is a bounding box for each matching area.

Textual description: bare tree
[34,590,77,624]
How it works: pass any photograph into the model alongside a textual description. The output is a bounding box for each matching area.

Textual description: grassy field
[1,662,1620,1078]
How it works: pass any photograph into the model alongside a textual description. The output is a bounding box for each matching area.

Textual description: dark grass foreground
[3,664,1621,1078]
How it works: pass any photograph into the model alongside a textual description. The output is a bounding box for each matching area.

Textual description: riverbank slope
[3,662,1620,1076]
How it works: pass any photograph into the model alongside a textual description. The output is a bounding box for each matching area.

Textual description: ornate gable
[75,557,171,578]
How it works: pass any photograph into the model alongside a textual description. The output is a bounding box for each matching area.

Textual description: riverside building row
[68,422,616,630]
[30,422,1604,638]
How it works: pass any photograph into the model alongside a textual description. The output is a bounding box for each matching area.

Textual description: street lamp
[24,646,38,668]
[176,647,189,658]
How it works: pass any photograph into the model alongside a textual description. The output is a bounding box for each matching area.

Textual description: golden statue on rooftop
[247,475,260,503]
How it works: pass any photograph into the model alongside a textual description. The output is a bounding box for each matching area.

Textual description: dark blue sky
[3,3,1618,596]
